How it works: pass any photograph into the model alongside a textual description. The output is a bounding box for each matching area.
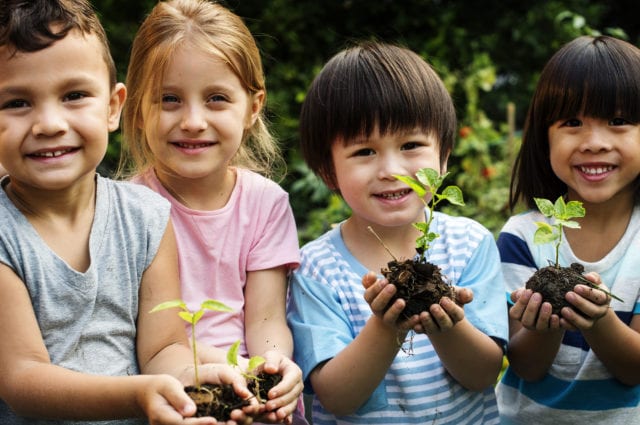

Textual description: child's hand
[509,288,561,332]
[254,350,304,424]
[175,363,259,424]
[362,271,417,332]
[413,287,471,335]
[138,373,246,425]
[561,271,612,331]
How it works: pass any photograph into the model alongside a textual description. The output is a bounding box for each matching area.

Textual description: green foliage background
[93,0,638,243]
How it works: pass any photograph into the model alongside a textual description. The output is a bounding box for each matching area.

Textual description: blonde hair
[118,0,283,179]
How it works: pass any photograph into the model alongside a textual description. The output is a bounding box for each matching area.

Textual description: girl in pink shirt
[118,1,305,423]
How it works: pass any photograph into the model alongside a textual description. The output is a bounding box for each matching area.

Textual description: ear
[107,82,127,132]
[246,90,265,128]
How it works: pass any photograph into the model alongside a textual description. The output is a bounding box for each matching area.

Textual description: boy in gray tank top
[0,1,255,424]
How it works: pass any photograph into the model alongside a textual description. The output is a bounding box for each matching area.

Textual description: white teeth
[379,189,410,200]
[33,149,72,158]
[176,142,210,149]
[580,165,614,175]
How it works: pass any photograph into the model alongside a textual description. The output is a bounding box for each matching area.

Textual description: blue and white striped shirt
[496,207,640,424]
[287,211,508,424]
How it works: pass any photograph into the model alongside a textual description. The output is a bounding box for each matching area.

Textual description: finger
[439,297,465,323]
[519,292,543,327]
[361,271,379,290]
[508,289,532,320]
[533,301,553,331]
[429,303,453,330]
[453,287,473,305]
[417,311,439,334]
[581,271,601,285]
[573,285,610,306]
[510,288,524,303]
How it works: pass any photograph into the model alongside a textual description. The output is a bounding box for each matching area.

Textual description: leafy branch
[394,168,465,262]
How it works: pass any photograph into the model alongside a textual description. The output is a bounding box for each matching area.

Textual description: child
[0,1,255,424]
[119,1,306,424]
[496,35,640,424]
[286,41,509,424]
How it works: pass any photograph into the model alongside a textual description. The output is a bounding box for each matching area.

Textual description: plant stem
[555,232,562,269]
[367,226,398,261]
[576,275,624,302]
[191,321,199,389]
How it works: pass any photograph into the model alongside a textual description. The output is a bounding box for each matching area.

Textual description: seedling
[226,340,265,376]
[394,168,465,262]
[226,340,277,403]
[533,196,585,268]
[532,196,622,302]
[150,299,233,388]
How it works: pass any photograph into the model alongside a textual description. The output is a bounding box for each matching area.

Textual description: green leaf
[178,311,194,323]
[413,222,429,233]
[534,198,555,217]
[565,202,586,219]
[149,299,186,313]
[533,224,557,244]
[553,196,566,218]
[201,299,233,313]
[393,175,426,198]
[248,355,266,372]
[227,340,241,367]
[415,168,441,188]
[441,186,465,206]
[558,219,581,229]
[192,309,204,324]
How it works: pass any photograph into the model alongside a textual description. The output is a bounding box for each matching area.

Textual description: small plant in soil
[373,167,465,319]
[226,340,283,405]
[150,299,249,420]
[526,197,622,315]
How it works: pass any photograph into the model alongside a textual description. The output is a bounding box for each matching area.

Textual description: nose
[180,104,207,133]
[579,121,613,153]
[376,152,405,181]
[32,103,68,137]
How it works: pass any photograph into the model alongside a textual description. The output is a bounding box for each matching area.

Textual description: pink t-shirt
[134,168,300,355]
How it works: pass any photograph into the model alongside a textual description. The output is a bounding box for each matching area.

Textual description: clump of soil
[247,372,283,403]
[185,383,249,419]
[382,258,455,319]
[525,262,585,315]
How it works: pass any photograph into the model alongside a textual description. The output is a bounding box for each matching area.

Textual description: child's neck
[4,175,96,272]
[565,198,635,262]
[156,167,236,211]
[341,217,421,272]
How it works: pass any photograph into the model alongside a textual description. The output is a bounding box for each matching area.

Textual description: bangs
[319,44,453,146]
[539,37,640,125]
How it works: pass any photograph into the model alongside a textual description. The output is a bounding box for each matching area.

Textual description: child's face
[331,127,443,229]
[0,30,124,191]
[548,115,640,206]
[144,45,263,182]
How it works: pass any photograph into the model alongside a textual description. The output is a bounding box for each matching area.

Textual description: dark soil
[525,262,585,315]
[247,372,283,403]
[382,258,455,319]
[185,383,249,420]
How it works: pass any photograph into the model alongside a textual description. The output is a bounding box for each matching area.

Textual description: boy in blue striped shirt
[287,41,508,425]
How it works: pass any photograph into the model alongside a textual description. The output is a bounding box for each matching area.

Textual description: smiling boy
[0,1,253,424]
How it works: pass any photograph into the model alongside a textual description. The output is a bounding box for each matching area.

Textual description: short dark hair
[299,41,456,189]
[0,0,117,87]
[510,35,640,210]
